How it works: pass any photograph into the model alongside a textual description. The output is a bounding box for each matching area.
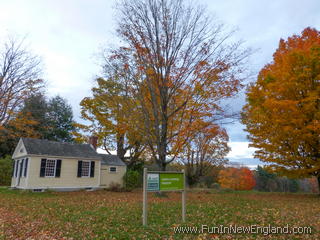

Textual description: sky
[0,0,319,167]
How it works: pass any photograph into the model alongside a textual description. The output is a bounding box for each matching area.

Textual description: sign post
[143,168,147,226]
[142,168,186,226]
[182,169,186,222]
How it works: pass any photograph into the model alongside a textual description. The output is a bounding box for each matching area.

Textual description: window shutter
[15,160,19,177]
[19,159,24,177]
[77,161,82,177]
[40,159,47,177]
[12,160,16,177]
[55,159,62,177]
[90,161,95,178]
[24,158,28,177]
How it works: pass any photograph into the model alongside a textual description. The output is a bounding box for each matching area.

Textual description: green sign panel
[147,172,184,191]
[160,173,184,191]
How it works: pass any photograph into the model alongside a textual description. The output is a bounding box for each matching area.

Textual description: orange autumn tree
[242,27,320,191]
[218,167,256,190]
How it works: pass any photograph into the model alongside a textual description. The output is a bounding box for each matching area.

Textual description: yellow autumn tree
[241,27,320,191]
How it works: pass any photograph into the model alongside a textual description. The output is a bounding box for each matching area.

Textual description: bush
[200,176,215,188]
[123,170,141,190]
[108,182,123,192]
[211,183,220,190]
[0,155,13,186]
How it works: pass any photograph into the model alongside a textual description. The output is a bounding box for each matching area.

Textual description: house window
[81,161,91,177]
[77,161,95,178]
[40,159,62,178]
[109,167,117,173]
[45,159,56,177]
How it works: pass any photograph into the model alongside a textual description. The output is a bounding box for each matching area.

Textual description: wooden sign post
[142,168,186,226]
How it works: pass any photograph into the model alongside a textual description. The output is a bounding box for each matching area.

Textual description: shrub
[201,176,215,188]
[123,170,141,190]
[211,183,220,190]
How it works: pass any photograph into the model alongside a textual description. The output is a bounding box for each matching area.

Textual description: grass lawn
[0,188,319,240]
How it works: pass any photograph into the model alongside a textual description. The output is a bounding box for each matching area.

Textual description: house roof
[21,138,100,159]
[20,138,127,166]
[99,154,126,166]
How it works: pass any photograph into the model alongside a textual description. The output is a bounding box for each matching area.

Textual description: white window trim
[44,159,57,178]
[109,166,117,173]
[81,160,91,178]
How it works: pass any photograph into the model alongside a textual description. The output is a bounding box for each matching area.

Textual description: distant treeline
[254,166,318,193]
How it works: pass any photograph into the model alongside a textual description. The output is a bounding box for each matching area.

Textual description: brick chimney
[88,136,98,151]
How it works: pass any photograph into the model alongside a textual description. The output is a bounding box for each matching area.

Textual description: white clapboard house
[11,137,126,191]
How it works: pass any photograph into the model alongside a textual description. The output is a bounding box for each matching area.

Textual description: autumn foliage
[242,27,320,189]
[218,167,256,190]
[105,0,250,170]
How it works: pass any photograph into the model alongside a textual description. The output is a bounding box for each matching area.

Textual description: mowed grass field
[0,188,319,240]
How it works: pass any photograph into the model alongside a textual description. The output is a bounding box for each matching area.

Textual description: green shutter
[77,161,82,177]
[40,159,46,177]
[55,159,62,177]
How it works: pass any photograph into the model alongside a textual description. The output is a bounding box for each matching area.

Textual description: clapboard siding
[100,165,126,188]
[27,156,100,188]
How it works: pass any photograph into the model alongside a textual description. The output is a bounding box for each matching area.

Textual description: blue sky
[0,0,319,167]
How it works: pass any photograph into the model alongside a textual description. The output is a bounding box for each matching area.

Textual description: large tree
[105,0,250,170]
[241,27,320,190]
[0,37,43,127]
[0,94,76,156]
[21,93,76,142]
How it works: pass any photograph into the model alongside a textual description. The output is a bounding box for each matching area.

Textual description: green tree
[22,94,75,142]
[46,95,75,142]
[0,155,13,185]
[254,166,276,192]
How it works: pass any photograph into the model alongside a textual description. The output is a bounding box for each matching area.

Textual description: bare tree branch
[0,37,43,126]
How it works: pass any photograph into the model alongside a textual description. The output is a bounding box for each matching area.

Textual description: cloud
[1,0,319,161]
[226,141,263,168]
[227,142,256,158]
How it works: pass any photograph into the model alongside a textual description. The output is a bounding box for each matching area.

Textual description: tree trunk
[160,159,166,171]
[317,176,320,195]
[116,133,126,162]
